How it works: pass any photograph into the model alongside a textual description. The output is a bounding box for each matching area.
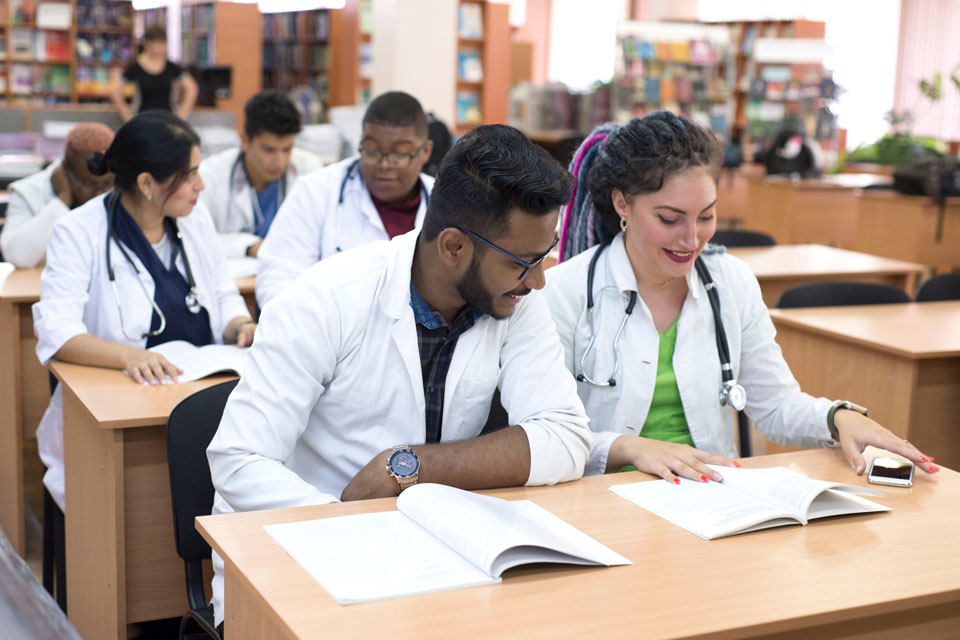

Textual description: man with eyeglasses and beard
[255,91,435,307]
[1,122,115,268]
[207,124,593,632]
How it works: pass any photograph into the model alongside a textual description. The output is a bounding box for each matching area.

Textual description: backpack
[893,154,960,242]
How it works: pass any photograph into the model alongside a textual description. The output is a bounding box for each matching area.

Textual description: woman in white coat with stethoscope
[33,110,257,511]
[544,111,937,484]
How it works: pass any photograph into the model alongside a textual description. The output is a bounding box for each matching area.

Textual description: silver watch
[385,445,420,491]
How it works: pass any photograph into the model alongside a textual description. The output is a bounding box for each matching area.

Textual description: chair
[167,379,239,640]
[915,273,960,302]
[775,282,910,309]
[709,229,776,247]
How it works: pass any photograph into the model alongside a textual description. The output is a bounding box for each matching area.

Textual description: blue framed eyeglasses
[443,226,559,281]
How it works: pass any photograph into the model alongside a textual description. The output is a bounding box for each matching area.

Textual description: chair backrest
[776,282,911,308]
[916,273,960,302]
[166,379,239,563]
[710,229,776,247]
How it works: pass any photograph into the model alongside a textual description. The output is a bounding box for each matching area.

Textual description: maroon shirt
[371,190,421,238]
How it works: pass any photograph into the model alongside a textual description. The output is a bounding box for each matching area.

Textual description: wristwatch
[386,445,420,491]
[826,400,868,439]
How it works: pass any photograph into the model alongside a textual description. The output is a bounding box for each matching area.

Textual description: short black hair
[143,25,166,42]
[244,90,302,139]
[362,91,428,138]
[421,125,572,242]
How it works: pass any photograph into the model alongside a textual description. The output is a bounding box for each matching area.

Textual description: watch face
[389,449,419,478]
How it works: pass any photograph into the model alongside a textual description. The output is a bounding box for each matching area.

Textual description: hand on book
[122,347,184,385]
[608,435,741,484]
[341,448,402,502]
[236,321,257,347]
[833,410,939,475]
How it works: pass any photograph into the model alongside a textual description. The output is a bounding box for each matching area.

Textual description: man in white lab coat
[254,91,434,307]
[0,123,115,268]
[197,90,323,258]
[207,125,593,628]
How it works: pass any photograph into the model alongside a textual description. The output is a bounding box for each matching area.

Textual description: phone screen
[870,458,914,480]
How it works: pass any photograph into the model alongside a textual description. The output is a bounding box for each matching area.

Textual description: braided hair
[558,111,722,262]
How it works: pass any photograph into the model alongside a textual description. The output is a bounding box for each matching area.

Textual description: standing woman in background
[544,111,937,483]
[110,25,198,122]
[32,110,255,513]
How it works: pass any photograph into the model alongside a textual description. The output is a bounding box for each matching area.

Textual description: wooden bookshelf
[454,0,509,134]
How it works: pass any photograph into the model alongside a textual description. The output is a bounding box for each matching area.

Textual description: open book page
[397,484,631,577]
[147,341,247,382]
[264,511,497,605]
[228,256,258,278]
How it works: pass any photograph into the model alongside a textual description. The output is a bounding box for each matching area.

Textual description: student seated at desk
[255,91,434,306]
[32,111,256,512]
[207,125,593,627]
[545,112,938,482]
[198,90,323,259]
[0,123,115,268]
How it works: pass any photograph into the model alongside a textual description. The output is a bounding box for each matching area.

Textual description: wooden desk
[769,302,960,470]
[199,448,960,640]
[0,268,256,556]
[51,361,234,639]
[728,244,928,307]
[854,191,960,271]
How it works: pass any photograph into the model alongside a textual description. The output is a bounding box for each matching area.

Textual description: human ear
[436,228,473,270]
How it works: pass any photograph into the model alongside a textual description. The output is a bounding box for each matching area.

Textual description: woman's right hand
[121,348,184,385]
[608,435,741,484]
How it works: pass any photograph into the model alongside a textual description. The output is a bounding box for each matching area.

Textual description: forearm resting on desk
[341,425,532,502]
[54,334,182,385]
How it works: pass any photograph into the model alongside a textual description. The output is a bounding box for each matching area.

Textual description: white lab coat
[544,233,834,475]
[255,157,434,307]
[207,229,593,624]
[32,194,250,510]
[197,146,325,258]
[0,161,70,268]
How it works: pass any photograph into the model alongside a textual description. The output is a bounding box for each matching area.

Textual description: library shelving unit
[0,0,133,105]
[612,21,735,138]
[454,0,509,134]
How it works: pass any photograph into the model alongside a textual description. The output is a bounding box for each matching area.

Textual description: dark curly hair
[558,111,722,260]
[244,90,302,139]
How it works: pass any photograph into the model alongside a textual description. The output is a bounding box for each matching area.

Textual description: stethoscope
[333,159,430,253]
[228,152,288,235]
[104,190,202,342]
[575,242,747,412]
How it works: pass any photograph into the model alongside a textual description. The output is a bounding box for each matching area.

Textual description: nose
[195,174,205,192]
[678,220,698,250]
[522,263,547,291]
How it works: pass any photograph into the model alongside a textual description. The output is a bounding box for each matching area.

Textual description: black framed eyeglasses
[444,226,559,281]
[357,142,426,168]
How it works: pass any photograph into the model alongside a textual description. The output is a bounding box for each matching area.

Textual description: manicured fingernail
[928,464,940,472]
[672,477,680,484]
[920,457,929,463]
[733,461,742,468]
[700,475,709,482]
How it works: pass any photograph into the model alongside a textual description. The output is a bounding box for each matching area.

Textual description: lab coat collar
[379,229,421,319]
[606,232,703,302]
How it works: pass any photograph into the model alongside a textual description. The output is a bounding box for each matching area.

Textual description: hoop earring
[620,217,628,232]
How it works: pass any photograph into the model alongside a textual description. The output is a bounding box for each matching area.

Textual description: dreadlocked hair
[558,111,722,263]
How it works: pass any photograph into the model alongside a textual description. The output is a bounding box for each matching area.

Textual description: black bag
[892,154,960,242]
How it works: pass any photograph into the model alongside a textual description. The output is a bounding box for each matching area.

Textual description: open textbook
[264,483,631,605]
[610,465,890,540]
[147,340,247,383]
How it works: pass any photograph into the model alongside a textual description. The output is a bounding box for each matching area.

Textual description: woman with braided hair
[544,111,937,483]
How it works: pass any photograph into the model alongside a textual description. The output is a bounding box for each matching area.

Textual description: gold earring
[620,217,628,232]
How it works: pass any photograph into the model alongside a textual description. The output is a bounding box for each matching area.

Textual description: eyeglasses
[357,142,426,168]
[444,226,559,281]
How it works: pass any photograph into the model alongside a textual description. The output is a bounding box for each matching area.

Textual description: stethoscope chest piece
[185,288,202,315]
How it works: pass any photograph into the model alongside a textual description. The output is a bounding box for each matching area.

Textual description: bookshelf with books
[455,0,509,134]
[613,21,735,138]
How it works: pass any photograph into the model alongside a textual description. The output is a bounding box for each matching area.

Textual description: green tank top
[621,315,693,472]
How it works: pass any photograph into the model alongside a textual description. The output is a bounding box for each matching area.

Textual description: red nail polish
[733,461,742,468]
[700,475,709,482]
[673,477,680,484]
[929,464,940,472]
[920,457,928,463]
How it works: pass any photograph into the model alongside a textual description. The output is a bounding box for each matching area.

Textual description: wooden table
[728,244,928,307]
[199,448,960,640]
[0,268,255,556]
[769,301,960,470]
[51,361,234,640]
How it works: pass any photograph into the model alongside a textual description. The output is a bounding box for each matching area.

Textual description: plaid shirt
[409,282,483,443]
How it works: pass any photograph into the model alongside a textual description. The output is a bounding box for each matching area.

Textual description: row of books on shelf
[263,11,330,41]
[746,107,835,141]
[359,42,372,79]
[620,37,725,65]
[747,77,834,102]
[457,90,482,124]
[76,33,132,65]
[77,0,133,28]
[3,29,70,62]
[182,34,213,66]
[263,42,330,70]
[6,62,71,95]
[458,50,482,83]
[76,65,115,95]
[263,72,329,100]
[359,0,373,35]
[182,3,215,32]
[141,8,166,28]
[458,3,483,39]
[617,76,729,104]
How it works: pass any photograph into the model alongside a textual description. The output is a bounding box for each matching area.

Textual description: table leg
[0,301,24,555]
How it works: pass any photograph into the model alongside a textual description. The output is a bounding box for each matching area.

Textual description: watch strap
[826,400,868,439]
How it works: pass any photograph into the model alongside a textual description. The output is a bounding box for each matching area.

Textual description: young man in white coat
[254,91,434,306]
[1,123,115,268]
[197,90,323,259]
[207,124,593,630]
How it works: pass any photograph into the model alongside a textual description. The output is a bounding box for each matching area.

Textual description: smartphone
[867,457,915,487]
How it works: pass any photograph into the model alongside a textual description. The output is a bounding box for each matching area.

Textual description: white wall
[372,0,458,126]
[547,0,629,90]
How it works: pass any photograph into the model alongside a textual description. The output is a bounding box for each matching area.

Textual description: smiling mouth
[664,249,695,263]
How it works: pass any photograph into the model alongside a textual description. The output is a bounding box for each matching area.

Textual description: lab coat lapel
[391,308,425,417]
[382,230,426,417]
[441,321,484,429]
